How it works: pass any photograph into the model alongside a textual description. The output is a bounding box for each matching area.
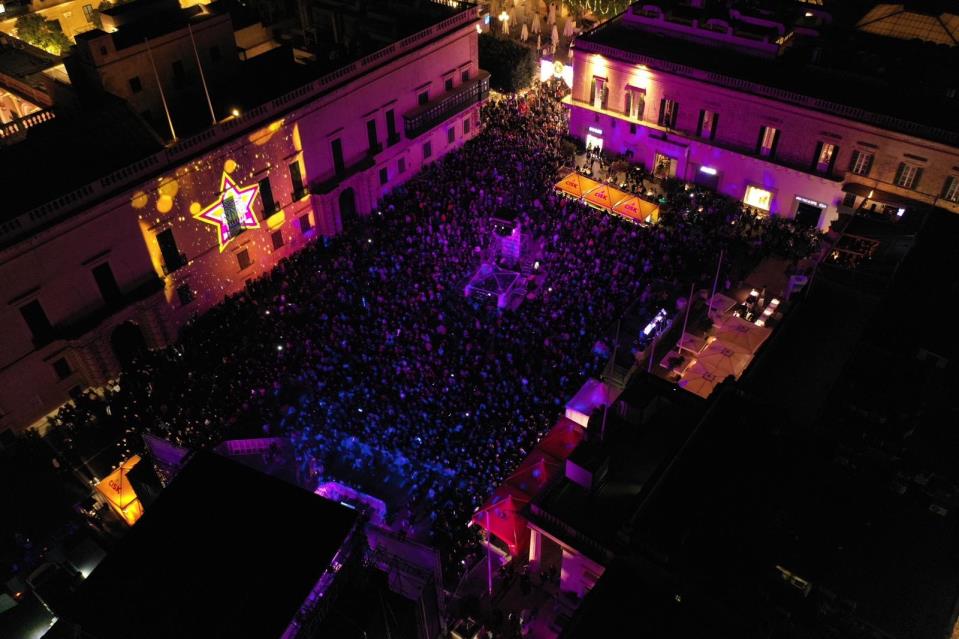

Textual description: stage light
[231,108,240,117]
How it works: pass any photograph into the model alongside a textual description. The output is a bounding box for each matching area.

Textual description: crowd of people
[45,79,821,578]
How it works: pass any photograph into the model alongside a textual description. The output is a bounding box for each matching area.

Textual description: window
[941,176,959,203]
[464,117,471,135]
[171,60,185,88]
[299,214,313,233]
[697,109,718,139]
[290,160,305,197]
[630,123,637,134]
[209,45,221,63]
[20,300,52,340]
[379,167,388,185]
[398,157,406,174]
[812,142,838,174]
[386,109,398,145]
[156,229,184,273]
[658,98,678,128]
[367,119,379,152]
[236,249,251,270]
[445,77,454,91]
[82,3,94,22]
[461,69,470,82]
[52,357,72,381]
[589,77,607,110]
[418,90,429,106]
[256,177,275,215]
[894,162,922,190]
[423,141,432,159]
[129,76,142,94]
[447,127,455,144]
[92,263,122,304]
[176,283,194,306]
[331,139,344,175]
[849,150,874,176]
[624,87,645,120]
[271,230,284,250]
[757,126,779,158]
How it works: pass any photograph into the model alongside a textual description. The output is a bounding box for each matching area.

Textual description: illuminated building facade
[0,0,485,431]
[566,1,959,229]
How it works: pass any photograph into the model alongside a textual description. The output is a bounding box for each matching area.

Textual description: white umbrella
[502,15,510,34]
[521,23,529,42]
[564,18,576,38]
[696,340,752,379]
[531,13,541,34]
[678,362,720,399]
[548,3,556,25]
[551,23,559,47]
[536,33,541,52]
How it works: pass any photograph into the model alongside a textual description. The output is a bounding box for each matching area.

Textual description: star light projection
[194,171,261,252]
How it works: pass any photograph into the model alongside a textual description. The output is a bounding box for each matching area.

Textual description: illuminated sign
[794,195,826,208]
[588,126,604,135]
[699,166,718,176]
[194,171,261,252]
[744,185,772,211]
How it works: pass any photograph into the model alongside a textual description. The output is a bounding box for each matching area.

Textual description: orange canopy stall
[555,172,601,199]
[583,184,629,211]
[95,455,145,526]
[611,195,660,224]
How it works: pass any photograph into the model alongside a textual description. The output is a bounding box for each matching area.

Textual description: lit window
[942,176,959,203]
[590,77,607,110]
[814,142,837,174]
[625,87,645,120]
[698,109,717,139]
[758,126,779,158]
[744,185,772,211]
[849,150,873,176]
[895,162,922,190]
[659,99,678,128]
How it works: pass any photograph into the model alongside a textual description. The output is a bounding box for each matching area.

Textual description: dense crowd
[46,79,820,576]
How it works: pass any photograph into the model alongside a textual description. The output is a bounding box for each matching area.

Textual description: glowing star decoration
[194,172,260,252]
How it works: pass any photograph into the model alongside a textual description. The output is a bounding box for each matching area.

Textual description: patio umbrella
[713,315,772,354]
[551,24,559,52]
[521,23,529,41]
[678,362,721,399]
[536,33,541,52]
[564,18,576,37]
[532,12,541,34]
[548,2,556,25]
[696,340,752,379]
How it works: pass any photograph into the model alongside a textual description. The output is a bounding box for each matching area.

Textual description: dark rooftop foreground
[57,451,358,639]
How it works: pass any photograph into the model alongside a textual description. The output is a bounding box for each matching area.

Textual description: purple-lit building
[565,1,959,228]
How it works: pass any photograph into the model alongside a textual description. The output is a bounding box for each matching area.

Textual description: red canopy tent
[535,416,586,461]
[472,484,533,556]
[506,451,561,496]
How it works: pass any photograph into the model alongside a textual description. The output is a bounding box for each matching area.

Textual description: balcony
[311,154,376,195]
[403,70,490,139]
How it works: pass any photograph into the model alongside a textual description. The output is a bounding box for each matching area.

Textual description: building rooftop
[56,451,358,639]
[0,95,163,227]
[575,1,959,141]
[529,375,704,561]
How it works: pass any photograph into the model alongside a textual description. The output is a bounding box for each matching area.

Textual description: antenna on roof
[188,23,217,126]
[145,37,177,142]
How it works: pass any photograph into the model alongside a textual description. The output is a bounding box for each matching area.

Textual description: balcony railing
[311,154,376,195]
[404,70,490,139]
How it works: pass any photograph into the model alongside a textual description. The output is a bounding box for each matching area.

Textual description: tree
[478,33,537,93]
[15,14,72,56]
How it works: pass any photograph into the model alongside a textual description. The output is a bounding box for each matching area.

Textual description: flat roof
[576,13,959,138]
[60,451,358,639]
